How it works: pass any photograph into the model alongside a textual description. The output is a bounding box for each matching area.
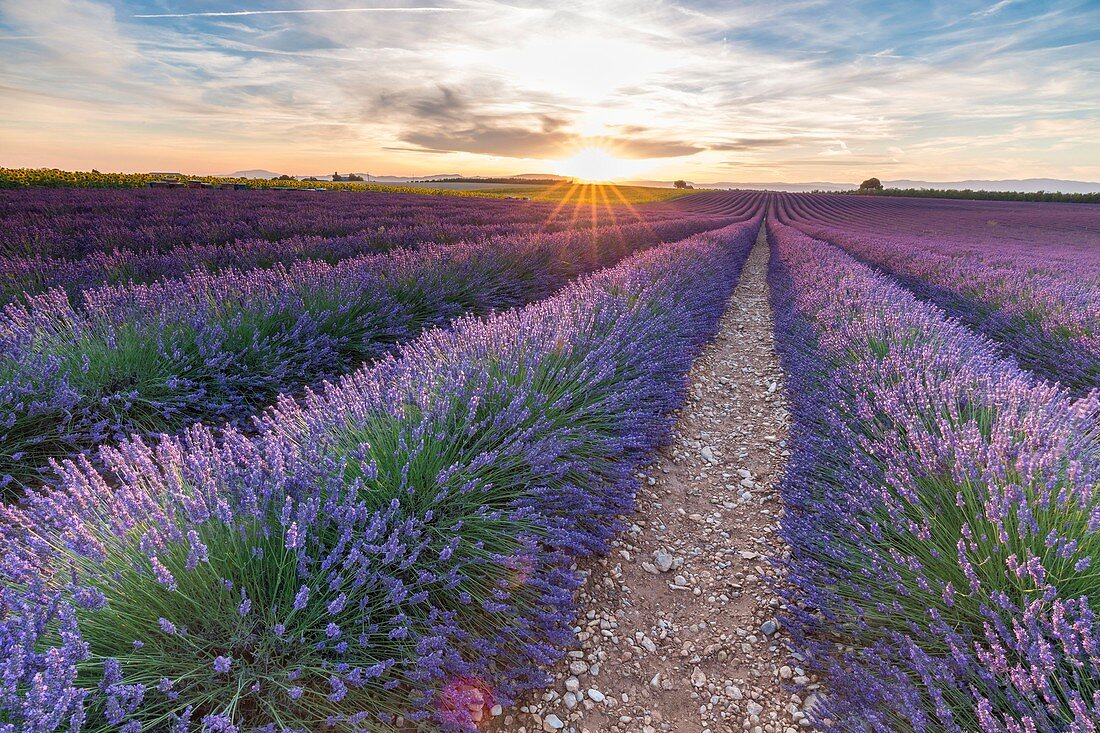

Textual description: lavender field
[1,187,1097,733]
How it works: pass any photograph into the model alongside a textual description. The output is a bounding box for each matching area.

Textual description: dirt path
[495,226,818,733]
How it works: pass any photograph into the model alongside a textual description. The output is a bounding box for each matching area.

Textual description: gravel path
[495,226,819,733]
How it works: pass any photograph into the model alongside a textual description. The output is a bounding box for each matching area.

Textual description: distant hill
[305,173,463,183]
[624,179,848,192]
[222,172,1099,195]
[279,172,568,183]
[509,173,571,181]
[884,178,1100,194]
[223,169,285,179]
[688,178,1100,194]
[693,181,857,193]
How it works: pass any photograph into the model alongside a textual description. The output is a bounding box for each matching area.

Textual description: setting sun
[552,147,650,183]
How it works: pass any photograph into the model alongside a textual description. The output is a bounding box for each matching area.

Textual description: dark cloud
[407,86,469,121]
[367,85,569,158]
[403,126,704,159]
[405,124,576,158]
[708,138,795,151]
[365,85,484,125]
[381,145,454,154]
[614,138,703,158]
[375,86,702,159]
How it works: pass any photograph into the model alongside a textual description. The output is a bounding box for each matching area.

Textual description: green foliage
[848,186,1100,203]
[0,168,519,199]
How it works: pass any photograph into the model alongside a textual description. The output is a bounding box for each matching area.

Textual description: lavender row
[668,190,770,217]
[0,188,563,258]
[775,193,1100,394]
[767,218,1100,732]
[0,216,728,495]
[0,187,716,261]
[0,218,760,733]
[0,193,744,304]
[778,193,1100,269]
[0,220,538,303]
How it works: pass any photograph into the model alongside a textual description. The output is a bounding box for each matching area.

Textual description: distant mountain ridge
[305,173,462,183]
[224,171,572,183]
[884,179,1100,194]
[222,169,284,179]
[509,173,571,181]
[222,171,465,182]
[222,171,1100,194]
[681,178,1100,194]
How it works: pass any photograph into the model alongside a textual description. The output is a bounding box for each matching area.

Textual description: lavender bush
[0,197,724,304]
[768,218,1100,732]
[0,218,759,732]
[0,216,731,495]
[0,189,562,259]
[775,193,1100,394]
[0,222,534,303]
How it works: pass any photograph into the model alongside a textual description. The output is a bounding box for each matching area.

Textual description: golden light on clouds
[0,0,1096,182]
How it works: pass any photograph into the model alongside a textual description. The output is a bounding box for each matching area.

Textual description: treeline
[847,187,1100,204]
[0,168,511,199]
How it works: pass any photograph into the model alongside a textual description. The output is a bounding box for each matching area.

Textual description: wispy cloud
[709,139,798,152]
[1,0,1097,181]
[971,0,1018,19]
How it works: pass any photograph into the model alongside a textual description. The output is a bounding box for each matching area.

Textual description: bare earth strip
[497,226,820,733]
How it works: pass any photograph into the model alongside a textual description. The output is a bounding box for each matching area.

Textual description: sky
[1,0,1098,183]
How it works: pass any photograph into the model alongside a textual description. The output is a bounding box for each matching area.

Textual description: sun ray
[589,185,598,230]
[606,183,653,230]
[595,184,619,229]
[596,183,629,256]
[540,181,578,231]
[565,184,587,231]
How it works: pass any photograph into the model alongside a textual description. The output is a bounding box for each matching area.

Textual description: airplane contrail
[134,7,466,19]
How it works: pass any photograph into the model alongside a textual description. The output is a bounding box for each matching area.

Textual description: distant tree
[276,174,294,181]
[859,177,883,190]
[674,179,692,189]
[346,173,364,182]
[304,176,317,181]
[840,187,1100,204]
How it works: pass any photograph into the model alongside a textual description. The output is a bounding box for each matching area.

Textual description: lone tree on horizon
[859,177,884,190]
[674,179,693,189]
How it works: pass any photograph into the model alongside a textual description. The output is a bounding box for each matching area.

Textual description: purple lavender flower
[0,211,763,732]
[0,195,738,494]
[767,214,1100,731]
[148,557,176,590]
[775,192,1100,393]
